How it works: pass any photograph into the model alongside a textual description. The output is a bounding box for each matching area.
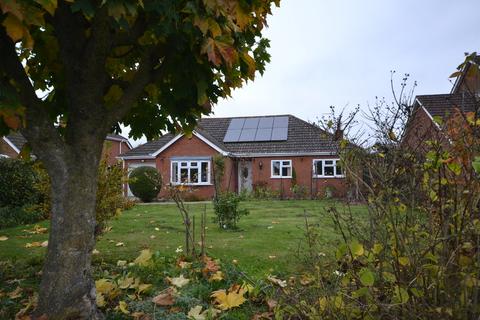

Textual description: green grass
[0,200,367,277]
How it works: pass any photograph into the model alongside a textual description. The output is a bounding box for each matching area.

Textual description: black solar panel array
[223,116,289,142]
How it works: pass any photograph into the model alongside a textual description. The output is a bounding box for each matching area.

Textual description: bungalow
[119,114,347,200]
[0,132,132,165]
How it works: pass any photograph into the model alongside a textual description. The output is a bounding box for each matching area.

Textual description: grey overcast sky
[128,0,480,145]
[211,0,480,120]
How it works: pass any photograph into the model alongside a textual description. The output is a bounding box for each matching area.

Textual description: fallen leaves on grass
[152,287,176,306]
[8,286,23,299]
[252,312,274,320]
[187,305,221,320]
[211,284,246,310]
[203,256,220,275]
[115,242,125,247]
[0,235,8,241]
[209,271,224,282]
[25,241,48,248]
[134,249,153,266]
[116,300,129,314]
[92,249,100,255]
[167,275,190,288]
[267,276,287,288]
[24,225,48,234]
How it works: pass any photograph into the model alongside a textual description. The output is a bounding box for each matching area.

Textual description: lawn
[0,200,367,277]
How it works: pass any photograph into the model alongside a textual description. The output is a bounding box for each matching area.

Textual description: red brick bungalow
[119,115,347,200]
[1,132,132,166]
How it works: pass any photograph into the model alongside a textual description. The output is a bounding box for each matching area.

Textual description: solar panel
[223,129,241,142]
[243,118,259,129]
[223,116,289,142]
[271,127,288,141]
[238,128,257,141]
[255,128,272,141]
[229,118,245,129]
[273,116,289,128]
[258,117,274,128]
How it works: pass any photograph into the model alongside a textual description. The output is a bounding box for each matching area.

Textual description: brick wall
[125,135,348,200]
[249,156,347,198]
[103,140,130,166]
[0,138,19,158]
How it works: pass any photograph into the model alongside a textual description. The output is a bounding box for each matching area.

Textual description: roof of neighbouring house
[3,132,27,153]
[415,93,477,118]
[119,115,340,158]
[3,132,132,154]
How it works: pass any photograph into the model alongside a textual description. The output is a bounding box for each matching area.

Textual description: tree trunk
[34,150,103,320]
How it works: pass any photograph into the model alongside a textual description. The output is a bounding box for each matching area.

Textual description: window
[313,159,344,178]
[171,160,210,185]
[271,160,292,178]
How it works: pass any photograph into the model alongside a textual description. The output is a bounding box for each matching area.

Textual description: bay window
[313,159,343,178]
[271,160,292,178]
[171,159,210,185]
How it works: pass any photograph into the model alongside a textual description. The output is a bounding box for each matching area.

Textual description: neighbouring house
[119,114,348,200]
[403,55,479,152]
[0,132,132,165]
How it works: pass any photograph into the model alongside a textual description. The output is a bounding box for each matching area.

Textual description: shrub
[0,159,40,207]
[213,192,249,230]
[291,184,308,199]
[252,181,279,199]
[0,205,44,229]
[129,166,162,202]
[95,159,128,235]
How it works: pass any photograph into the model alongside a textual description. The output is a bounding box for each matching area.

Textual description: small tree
[129,166,162,202]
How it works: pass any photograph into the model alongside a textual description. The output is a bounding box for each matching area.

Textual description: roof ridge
[200,114,293,121]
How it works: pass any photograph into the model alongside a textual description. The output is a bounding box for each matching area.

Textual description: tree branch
[0,27,66,172]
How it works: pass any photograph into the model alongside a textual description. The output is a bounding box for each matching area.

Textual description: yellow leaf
[25,242,43,248]
[398,256,410,266]
[137,283,152,295]
[117,300,129,314]
[96,293,106,307]
[267,275,287,288]
[209,271,224,282]
[118,276,135,289]
[168,275,190,288]
[115,242,124,247]
[0,236,8,241]
[211,286,246,310]
[188,305,206,320]
[2,14,24,42]
[134,249,152,266]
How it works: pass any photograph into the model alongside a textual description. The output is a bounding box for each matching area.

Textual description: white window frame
[170,159,211,185]
[312,159,344,178]
[271,160,292,178]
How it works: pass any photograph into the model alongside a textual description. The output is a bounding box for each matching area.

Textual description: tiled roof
[106,133,129,141]
[120,115,339,158]
[416,93,477,118]
[119,133,175,157]
[4,132,27,152]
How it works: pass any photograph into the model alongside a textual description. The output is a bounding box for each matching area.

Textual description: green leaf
[472,156,480,174]
[359,268,374,286]
[393,286,409,304]
[349,240,364,257]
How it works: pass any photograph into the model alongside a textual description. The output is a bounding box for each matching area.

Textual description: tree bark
[33,147,104,320]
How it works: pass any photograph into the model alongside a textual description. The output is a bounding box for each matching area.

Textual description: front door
[238,160,253,193]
